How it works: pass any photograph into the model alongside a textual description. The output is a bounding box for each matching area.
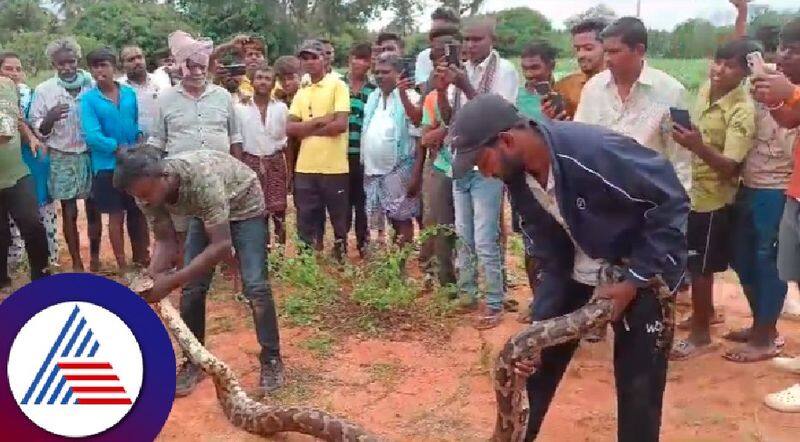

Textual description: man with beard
[120,46,162,139]
[30,37,102,273]
[449,94,688,441]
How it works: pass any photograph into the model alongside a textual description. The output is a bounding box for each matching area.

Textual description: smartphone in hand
[669,107,692,129]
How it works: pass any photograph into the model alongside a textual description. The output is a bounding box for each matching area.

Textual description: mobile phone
[445,43,461,67]
[400,57,416,81]
[669,107,692,129]
[223,64,247,77]
[533,81,552,96]
[746,52,767,77]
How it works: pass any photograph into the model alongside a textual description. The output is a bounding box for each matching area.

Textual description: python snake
[129,271,672,442]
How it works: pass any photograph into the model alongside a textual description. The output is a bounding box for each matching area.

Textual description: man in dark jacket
[449,94,689,441]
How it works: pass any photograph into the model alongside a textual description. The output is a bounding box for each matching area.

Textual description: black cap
[449,94,525,179]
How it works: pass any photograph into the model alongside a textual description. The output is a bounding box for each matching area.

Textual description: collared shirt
[80,83,141,173]
[743,103,797,189]
[235,98,288,157]
[139,150,264,228]
[120,74,162,138]
[523,168,604,287]
[690,81,755,212]
[574,64,692,192]
[463,49,519,104]
[148,82,242,155]
[344,73,376,155]
[554,71,590,119]
[516,87,544,122]
[289,73,351,174]
[29,77,91,154]
[0,77,28,190]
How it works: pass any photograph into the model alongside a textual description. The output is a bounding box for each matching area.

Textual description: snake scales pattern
[129,271,672,442]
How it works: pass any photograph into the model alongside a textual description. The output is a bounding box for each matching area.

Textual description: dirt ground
[9,210,800,442]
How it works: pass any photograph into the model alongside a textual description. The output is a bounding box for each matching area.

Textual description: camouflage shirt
[140,150,265,227]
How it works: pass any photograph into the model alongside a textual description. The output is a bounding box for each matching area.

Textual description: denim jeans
[732,187,788,326]
[181,217,281,362]
[453,169,505,311]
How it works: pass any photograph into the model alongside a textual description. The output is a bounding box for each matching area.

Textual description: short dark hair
[780,18,800,46]
[601,17,648,50]
[349,43,372,60]
[0,51,20,69]
[86,47,116,67]
[246,61,273,82]
[715,39,763,72]
[376,32,404,49]
[113,145,165,190]
[521,40,558,65]
[429,25,461,41]
[274,55,300,77]
[570,19,607,40]
[431,7,460,25]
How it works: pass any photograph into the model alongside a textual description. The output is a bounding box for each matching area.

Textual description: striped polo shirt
[345,73,376,155]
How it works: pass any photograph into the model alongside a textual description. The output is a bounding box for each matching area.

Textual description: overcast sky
[373,0,799,32]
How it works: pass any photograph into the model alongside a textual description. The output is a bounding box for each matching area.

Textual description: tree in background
[670,18,718,58]
[494,7,552,57]
[439,0,485,17]
[0,0,56,43]
[386,0,423,37]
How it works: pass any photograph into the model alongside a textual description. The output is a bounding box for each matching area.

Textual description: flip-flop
[723,345,781,363]
[721,329,785,348]
[670,339,721,361]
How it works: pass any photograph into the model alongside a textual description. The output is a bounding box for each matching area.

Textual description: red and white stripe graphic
[57,361,132,405]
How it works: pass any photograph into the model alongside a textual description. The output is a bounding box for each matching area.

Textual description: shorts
[778,198,800,282]
[687,207,732,276]
[49,150,91,201]
[92,171,135,214]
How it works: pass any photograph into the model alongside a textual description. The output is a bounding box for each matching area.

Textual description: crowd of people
[1,0,799,438]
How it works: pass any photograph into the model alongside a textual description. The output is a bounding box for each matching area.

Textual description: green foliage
[270,247,337,326]
[300,333,335,358]
[0,0,55,43]
[494,7,552,57]
[669,19,719,59]
[348,244,419,311]
[72,0,195,58]
[3,32,103,76]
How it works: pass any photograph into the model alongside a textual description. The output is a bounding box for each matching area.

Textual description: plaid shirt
[345,73,376,155]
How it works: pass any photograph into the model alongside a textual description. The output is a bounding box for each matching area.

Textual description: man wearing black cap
[450,94,688,441]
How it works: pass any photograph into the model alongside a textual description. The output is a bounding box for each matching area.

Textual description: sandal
[764,384,800,413]
[723,344,781,363]
[474,310,504,330]
[721,329,786,348]
[677,312,725,330]
[773,357,800,374]
[670,339,721,361]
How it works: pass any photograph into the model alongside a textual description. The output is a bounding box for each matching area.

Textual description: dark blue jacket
[506,119,689,292]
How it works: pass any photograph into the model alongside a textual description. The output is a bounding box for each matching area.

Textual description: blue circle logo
[0,274,176,440]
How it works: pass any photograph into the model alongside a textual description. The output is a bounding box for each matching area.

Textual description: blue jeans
[181,217,281,362]
[453,170,505,311]
[732,187,787,326]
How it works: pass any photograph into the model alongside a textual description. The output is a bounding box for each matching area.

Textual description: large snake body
[130,272,671,442]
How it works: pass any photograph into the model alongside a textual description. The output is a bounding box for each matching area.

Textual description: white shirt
[525,171,604,287]
[151,67,173,90]
[120,74,162,138]
[415,48,433,86]
[463,49,520,104]
[235,99,288,157]
[29,77,91,154]
[575,64,692,192]
[362,90,420,176]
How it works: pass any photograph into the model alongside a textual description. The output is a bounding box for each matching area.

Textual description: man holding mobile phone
[516,40,558,123]
[669,39,759,361]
